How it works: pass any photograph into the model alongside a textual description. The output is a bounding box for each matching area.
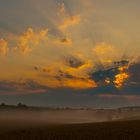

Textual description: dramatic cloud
[90,60,129,88]
[0,0,140,99]
[31,57,139,90]
[33,63,97,89]
[0,60,140,95]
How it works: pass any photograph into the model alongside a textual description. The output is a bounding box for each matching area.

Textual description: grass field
[0,120,140,140]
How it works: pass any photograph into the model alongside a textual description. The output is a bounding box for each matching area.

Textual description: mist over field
[0,106,140,128]
[0,110,108,125]
[0,107,139,139]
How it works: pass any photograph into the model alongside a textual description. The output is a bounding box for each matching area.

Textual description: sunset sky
[0,0,140,108]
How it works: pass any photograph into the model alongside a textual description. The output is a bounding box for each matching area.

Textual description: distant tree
[0,102,6,107]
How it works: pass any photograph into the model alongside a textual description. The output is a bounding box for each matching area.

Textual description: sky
[0,0,140,108]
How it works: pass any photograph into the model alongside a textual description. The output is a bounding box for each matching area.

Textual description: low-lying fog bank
[0,107,140,133]
[0,107,140,124]
[0,110,110,124]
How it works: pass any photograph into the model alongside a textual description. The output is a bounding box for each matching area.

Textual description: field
[0,120,140,140]
[0,107,140,140]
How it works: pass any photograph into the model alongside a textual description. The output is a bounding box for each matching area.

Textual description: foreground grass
[0,120,140,140]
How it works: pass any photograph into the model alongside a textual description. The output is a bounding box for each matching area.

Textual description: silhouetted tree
[0,102,6,107]
[17,103,27,108]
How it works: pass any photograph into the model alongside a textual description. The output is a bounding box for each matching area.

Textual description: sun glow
[114,65,129,88]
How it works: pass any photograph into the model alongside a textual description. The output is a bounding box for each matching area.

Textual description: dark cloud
[0,80,48,94]
[127,62,140,86]
[90,60,129,86]
[58,70,74,79]
[23,80,47,91]
[0,81,17,92]
[60,38,71,44]
[65,56,84,68]
[34,66,39,71]
[55,70,83,81]
[33,66,50,73]
[87,61,140,95]
[91,67,118,85]
[113,60,129,66]
[60,38,68,43]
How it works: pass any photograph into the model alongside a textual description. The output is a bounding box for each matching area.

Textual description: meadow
[0,106,140,140]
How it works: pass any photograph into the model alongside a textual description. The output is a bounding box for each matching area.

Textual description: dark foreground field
[0,120,140,140]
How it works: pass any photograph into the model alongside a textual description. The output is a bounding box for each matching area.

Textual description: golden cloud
[33,60,96,89]
[65,62,93,79]
[38,76,97,89]
[59,15,81,30]
[16,28,48,54]
[0,39,9,56]
[58,2,81,30]
[93,43,121,65]
[1,27,73,55]
[113,65,129,88]
[60,78,97,89]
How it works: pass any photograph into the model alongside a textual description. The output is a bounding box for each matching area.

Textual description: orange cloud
[61,78,97,89]
[58,2,81,30]
[59,15,81,30]
[33,61,96,89]
[93,43,121,65]
[39,77,97,89]
[0,39,9,56]
[16,28,48,54]
[65,62,93,79]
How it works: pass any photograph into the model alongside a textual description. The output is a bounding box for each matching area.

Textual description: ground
[0,120,140,140]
